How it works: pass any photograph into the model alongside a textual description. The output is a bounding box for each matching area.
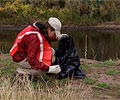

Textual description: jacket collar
[33,22,40,30]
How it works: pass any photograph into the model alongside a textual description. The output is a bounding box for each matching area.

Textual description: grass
[84,77,96,85]
[0,54,18,77]
[105,84,120,99]
[0,54,120,100]
[80,63,92,73]
[0,75,93,100]
[94,84,120,99]
[80,63,88,71]
[95,82,111,89]
[92,59,117,67]
[105,69,117,75]
[0,54,93,100]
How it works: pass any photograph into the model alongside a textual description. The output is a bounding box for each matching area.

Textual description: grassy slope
[0,54,120,100]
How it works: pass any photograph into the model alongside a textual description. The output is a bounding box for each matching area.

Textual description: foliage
[0,0,120,25]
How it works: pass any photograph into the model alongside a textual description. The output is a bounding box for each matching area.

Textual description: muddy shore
[0,25,120,31]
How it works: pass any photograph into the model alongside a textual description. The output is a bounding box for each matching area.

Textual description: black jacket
[55,34,86,79]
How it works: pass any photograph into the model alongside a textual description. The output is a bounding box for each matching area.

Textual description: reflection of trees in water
[88,32,111,60]
[67,30,120,61]
[0,30,18,53]
[1,29,120,60]
[87,32,120,61]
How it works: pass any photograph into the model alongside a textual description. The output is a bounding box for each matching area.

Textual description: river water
[0,29,120,61]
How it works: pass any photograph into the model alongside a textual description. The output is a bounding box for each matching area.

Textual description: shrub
[0,0,120,25]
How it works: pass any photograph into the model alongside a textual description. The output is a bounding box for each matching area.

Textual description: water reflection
[63,30,120,61]
[0,29,120,61]
[0,30,19,53]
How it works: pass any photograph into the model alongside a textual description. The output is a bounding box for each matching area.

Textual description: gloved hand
[48,65,61,74]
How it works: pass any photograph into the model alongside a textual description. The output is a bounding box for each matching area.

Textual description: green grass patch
[0,55,18,77]
[105,85,120,99]
[80,63,89,71]
[0,56,14,67]
[105,69,117,75]
[83,77,96,85]
[93,59,117,67]
[93,84,120,99]
[95,82,111,89]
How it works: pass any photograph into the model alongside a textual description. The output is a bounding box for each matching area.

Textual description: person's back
[10,17,62,78]
[12,25,39,62]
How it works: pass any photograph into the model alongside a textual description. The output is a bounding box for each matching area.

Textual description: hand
[48,65,61,74]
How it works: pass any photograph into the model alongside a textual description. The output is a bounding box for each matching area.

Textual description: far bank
[1,24,120,32]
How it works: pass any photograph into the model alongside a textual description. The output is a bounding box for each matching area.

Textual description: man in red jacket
[10,17,62,77]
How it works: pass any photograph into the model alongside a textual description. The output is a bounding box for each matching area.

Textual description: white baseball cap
[48,17,62,40]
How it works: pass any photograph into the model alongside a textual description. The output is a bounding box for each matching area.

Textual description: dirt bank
[0,24,120,32]
[0,54,120,100]
[80,58,120,100]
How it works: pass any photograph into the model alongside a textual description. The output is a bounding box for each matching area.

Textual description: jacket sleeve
[25,34,49,71]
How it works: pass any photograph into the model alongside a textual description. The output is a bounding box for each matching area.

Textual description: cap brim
[55,30,61,38]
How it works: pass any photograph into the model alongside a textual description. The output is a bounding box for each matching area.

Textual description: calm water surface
[0,29,120,61]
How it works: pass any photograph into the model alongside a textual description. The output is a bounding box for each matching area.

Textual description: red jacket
[10,24,52,71]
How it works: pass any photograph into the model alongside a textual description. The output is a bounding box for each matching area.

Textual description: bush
[0,0,120,25]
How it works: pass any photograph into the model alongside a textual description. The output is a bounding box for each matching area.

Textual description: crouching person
[10,17,62,80]
[55,34,86,79]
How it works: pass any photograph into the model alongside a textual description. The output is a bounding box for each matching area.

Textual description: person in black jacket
[55,34,86,79]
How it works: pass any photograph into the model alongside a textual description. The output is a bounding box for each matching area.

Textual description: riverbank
[1,23,120,32]
[0,54,120,100]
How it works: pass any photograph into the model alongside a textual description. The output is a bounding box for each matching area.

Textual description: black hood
[33,22,50,42]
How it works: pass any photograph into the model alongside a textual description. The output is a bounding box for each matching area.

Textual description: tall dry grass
[0,75,93,100]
